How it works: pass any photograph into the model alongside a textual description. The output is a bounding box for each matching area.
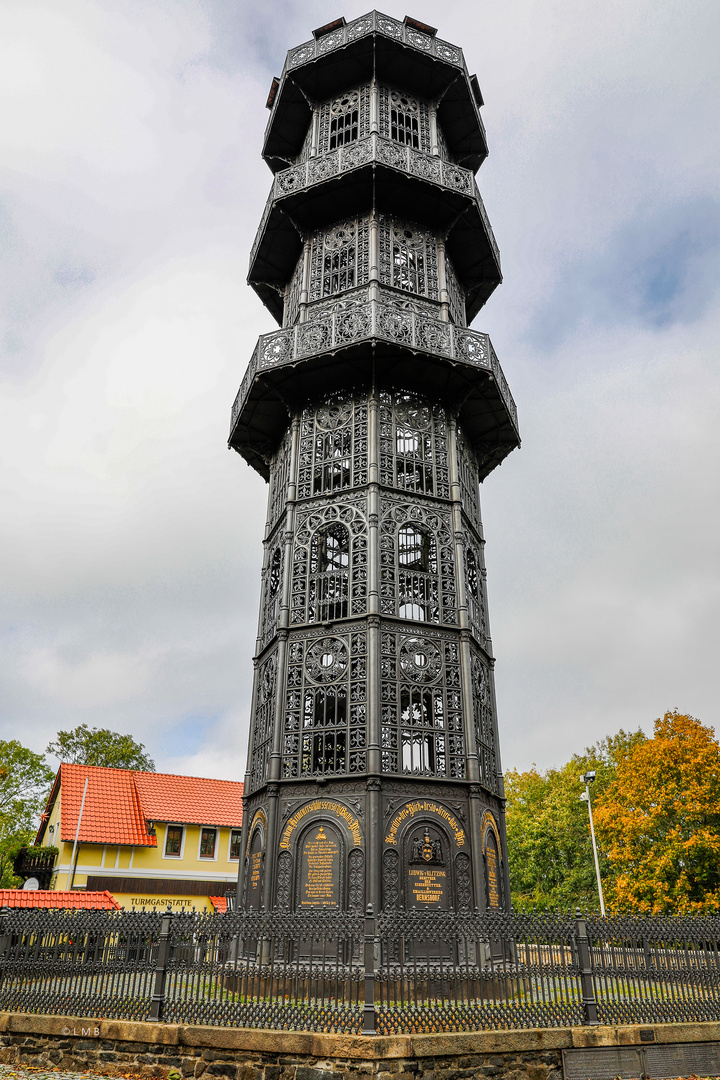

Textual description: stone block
[208,1062,239,1078]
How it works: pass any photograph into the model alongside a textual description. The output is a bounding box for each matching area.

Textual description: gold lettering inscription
[409,867,447,905]
[250,850,262,892]
[280,799,362,850]
[302,826,339,907]
[385,801,465,847]
[486,847,500,908]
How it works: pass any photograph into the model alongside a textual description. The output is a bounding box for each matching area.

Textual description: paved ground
[0,1066,143,1080]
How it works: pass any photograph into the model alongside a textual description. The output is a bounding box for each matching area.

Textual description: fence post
[148,907,173,1022]
[362,903,377,1035]
[0,906,10,988]
[575,910,599,1026]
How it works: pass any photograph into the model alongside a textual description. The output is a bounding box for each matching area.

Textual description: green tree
[46,724,155,771]
[594,711,720,914]
[505,729,645,912]
[0,740,55,887]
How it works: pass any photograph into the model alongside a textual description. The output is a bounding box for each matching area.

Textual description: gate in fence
[1,906,719,1033]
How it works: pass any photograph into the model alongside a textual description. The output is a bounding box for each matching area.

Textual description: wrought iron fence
[1,906,719,1033]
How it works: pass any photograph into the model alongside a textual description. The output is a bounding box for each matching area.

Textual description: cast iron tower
[231,12,519,916]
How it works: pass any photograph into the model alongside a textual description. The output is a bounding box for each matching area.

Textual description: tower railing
[230,301,518,436]
[2,906,719,1034]
[249,134,499,274]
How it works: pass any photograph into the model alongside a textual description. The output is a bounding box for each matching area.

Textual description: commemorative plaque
[300,825,340,907]
[406,825,449,908]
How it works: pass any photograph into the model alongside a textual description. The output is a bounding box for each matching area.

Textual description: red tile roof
[209,896,228,913]
[38,763,243,847]
[0,889,121,910]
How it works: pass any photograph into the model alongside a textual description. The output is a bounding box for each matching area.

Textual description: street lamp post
[580,771,606,916]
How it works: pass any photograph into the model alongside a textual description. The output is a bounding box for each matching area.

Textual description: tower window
[302,687,348,774]
[328,90,360,149]
[313,428,351,493]
[397,525,438,622]
[309,523,350,622]
[400,688,445,775]
[389,91,420,149]
[398,525,430,571]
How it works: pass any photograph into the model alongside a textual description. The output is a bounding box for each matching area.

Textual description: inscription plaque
[408,866,448,907]
[246,829,264,909]
[300,825,340,907]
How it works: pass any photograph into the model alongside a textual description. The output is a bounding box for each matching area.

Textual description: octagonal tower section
[230,12,519,917]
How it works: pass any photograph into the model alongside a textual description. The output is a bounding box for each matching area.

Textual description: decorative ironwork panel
[291,498,368,624]
[378,389,449,498]
[445,249,466,326]
[378,215,439,301]
[380,627,464,779]
[283,251,304,327]
[297,392,368,500]
[282,629,367,778]
[259,542,283,649]
[268,425,292,530]
[456,425,480,527]
[308,216,370,302]
[464,542,488,647]
[249,650,278,792]
[471,650,497,793]
[377,85,431,152]
[347,847,365,911]
[379,495,457,624]
[318,84,372,154]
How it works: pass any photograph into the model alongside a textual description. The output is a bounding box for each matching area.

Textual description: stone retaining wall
[1,1014,719,1080]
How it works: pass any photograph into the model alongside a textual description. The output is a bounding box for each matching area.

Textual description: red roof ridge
[59,762,244,785]
[0,889,121,910]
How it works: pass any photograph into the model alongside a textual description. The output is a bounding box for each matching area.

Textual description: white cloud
[1,0,719,783]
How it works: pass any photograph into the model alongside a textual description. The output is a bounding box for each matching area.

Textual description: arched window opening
[396,424,433,493]
[269,547,282,597]
[329,91,359,149]
[321,223,356,298]
[302,686,348,774]
[398,525,430,570]
[398,524,437,622]
[309,523,350,622]
[390,95,420,148]
[314,428,351,493]
[393,231,425,293]
[400,688,445,775]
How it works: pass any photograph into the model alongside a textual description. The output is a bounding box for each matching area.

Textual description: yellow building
[35,763,244,912]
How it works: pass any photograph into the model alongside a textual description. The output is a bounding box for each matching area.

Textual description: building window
[165,825,183,856]
[309,523,350,622]
[229,829,242,860]
[199,827,217,858]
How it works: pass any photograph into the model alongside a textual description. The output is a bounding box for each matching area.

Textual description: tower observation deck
[231,12,519,916]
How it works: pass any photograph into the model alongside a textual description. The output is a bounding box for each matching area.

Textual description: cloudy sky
[1,0,718,781]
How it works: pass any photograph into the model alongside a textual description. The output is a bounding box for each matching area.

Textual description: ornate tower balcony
[231,12,519,918]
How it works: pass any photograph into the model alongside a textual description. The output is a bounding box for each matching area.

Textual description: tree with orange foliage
[594,711,720,914]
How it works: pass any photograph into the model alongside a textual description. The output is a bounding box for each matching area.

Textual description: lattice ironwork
[230,304,518,437]
[249,651,278,792]
[282,629,367,779]
[380,628,464,778]
[471,650,497,793]
[379,390,449,498]
[380,495,457,624]
[2,907,719,1032]
[297,393,368,500]
[291,498,368,625]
